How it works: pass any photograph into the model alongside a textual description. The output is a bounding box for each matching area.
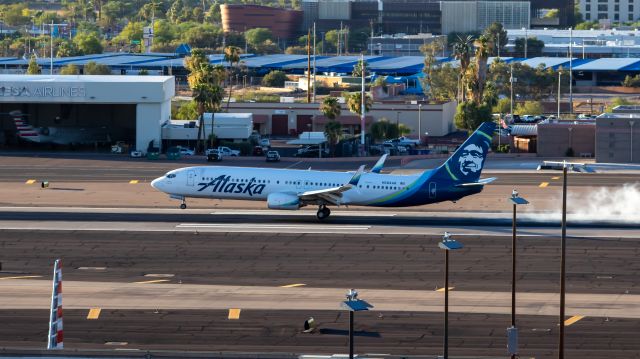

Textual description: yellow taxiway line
[436,287,455,292]
[87,308,101,320]
[564,315,585,326]
[133,279,170,284]
[539,182,549,188]
[280,283,306,288]
[0,275,43,280]
[228,308,241,320]
[128,180,139,184]
[25,179,36,185]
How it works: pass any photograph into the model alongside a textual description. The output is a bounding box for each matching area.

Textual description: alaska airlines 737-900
[151,122,497,220]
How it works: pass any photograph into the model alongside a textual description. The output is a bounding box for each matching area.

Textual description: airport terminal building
[0,75,174,152]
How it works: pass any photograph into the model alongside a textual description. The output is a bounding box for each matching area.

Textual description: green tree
[398,123,411,136]
[244,28,273,48]
[192,82,224,150]
[515,101,544,115]
[181,23,222,49]
[2,4,29,26]
[605,97,635,112]
[424,63,458,101]
[27,55,40,75]
[370,119,399,141]
[454,101,491,131]
[345,92,372,116]
[153,19,176,45]
[469,35,491,105]
[57,40,80,57]
[351,59,369,77]
[59,64,80,75]
[138,68,149,75]
[74,32,103,55]
[324,120,343,155]
[493,97,511,114]
[84,61,111,75]
[483,22,507,57]
[261,70,288,87]
[515,37,544,57]
[114,21,143,45]
[623,75,640,87]
[320,96,341,120]
[174,101,198,121]
[421,38,446,100]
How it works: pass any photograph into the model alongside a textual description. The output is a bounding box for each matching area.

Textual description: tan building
[596,114,640,163]
[220,5,303,39]
[226,101,457,138]
[537,122,596,157]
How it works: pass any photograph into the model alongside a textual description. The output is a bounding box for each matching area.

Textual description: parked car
[177,146,195,156]
[384,136,420,148]
[253,146,265,156]
[218,146,240,157]
[295,145,329,157]
[266,150,281,162]
[382,143,408,155]
[130,150,144,158]
[259,138,271,147]
[206,149,222,162]
[521,115,536,123]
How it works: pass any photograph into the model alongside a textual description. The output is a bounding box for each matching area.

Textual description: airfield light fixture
[341,289,373,359]
[507,189,529,359]
[438,232,463,359]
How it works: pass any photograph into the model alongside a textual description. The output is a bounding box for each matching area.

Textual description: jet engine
[267,192,300,210]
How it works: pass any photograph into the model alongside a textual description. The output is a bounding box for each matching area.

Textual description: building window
[586,4,591,11]
[630,14,634,21]
[598,12,608,19]
[630,5,634,12]
[586,13,591,20]
[614,4,619,11]
[598,4,607,11]
[615,13,619,20]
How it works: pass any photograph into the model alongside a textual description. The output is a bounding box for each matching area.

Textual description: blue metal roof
[519,57,573,69]
[573,58,640,71]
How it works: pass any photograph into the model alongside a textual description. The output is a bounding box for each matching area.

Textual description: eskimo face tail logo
[458,144,484,175]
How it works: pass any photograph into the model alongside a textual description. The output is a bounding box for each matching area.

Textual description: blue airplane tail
[429,122,496,184]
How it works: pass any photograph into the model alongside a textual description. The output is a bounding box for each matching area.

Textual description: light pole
[522,27,528,58]
[630,120,635,162]
[340,289,373,359]
[418,103,422,145]
[559,164,568,359]
[44,22,68,75]
[558,70,562,119]
[569,27,573,116]
[510,64,516,118]
[507,190,529,359]
[439,232,463,359]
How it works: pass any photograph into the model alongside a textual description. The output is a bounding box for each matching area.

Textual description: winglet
[348,165,365,186]
[371,154,388,173]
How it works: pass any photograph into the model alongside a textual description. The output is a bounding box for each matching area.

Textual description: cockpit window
[167,174,176,178]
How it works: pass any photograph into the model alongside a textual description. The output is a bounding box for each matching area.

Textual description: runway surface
[1,228,639,357]
[0,309,638,358]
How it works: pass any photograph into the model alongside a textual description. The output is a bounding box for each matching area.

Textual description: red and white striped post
[47,259,63,349]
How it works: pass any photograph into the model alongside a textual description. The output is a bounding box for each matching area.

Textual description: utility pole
[569,27,573,115]
[44,22,68,75]
[307,27,311,103]
[360,53,366,150]
[558,71,562,119]
[313,22,317,103]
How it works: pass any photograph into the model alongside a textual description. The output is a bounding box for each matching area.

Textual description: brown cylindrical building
[221,5,303,39]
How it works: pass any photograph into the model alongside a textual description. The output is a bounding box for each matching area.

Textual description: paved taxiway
[1,229,639,357]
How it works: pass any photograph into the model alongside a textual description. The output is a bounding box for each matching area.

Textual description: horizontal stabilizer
[455,177,497,187]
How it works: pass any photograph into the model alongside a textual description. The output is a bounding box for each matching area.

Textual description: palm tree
[471,35,491,105]
[223,46,241,110]
[453,35,474,102]
[320,97,342,155]
[346,92,372,116]
[324,120,343,155]
[319,96,341,120]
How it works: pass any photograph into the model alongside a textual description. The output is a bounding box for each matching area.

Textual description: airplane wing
[455,177,497,187]
[371,154,388,173]
[538,161,596,173]
[298,165,365,205]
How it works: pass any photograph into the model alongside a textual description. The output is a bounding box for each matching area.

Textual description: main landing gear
[316,205,331,220]
[180,199,187,209]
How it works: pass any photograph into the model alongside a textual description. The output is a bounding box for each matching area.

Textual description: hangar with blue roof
[2,53,640,87]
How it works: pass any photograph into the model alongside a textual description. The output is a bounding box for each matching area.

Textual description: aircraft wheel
[317,206,330,220]
[180,203,187,210]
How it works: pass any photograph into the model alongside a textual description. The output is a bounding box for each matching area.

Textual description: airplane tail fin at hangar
[429,121,496,184]
[11,111,40,142]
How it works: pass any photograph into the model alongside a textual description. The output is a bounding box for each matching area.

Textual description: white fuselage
[151,166,426,206]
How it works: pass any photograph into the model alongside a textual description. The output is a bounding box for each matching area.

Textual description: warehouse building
[0,75,174,152]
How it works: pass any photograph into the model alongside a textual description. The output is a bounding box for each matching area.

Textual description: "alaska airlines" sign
[198,175,266,196]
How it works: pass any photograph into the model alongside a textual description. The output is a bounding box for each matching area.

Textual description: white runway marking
[210,210,396,217]
[176,223,370,233]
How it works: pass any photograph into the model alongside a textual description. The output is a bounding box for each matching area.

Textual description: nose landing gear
[316,205,331,220]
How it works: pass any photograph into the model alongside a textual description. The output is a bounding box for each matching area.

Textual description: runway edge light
[47,259,63,349]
